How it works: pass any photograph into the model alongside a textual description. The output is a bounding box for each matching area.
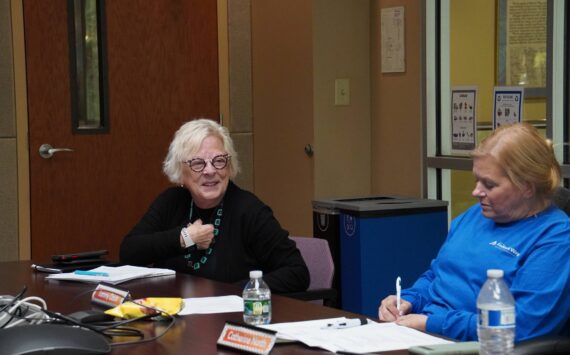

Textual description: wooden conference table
[0,261,412,354]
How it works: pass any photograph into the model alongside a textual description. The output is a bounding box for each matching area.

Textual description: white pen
[323,318,368,329]
[396,276,402,313]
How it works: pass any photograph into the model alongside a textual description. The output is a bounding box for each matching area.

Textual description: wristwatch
[181,227,195,248]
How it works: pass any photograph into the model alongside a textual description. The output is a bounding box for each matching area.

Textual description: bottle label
[478,307,515,328]
[244,299,271,317]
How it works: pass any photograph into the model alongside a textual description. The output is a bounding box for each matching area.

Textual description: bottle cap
[250,270,262,278]
[487,269,504,278]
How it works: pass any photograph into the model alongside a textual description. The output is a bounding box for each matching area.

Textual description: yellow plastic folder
[105,297,183,319]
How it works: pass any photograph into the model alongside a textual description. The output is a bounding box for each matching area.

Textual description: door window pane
[68,0,109,133]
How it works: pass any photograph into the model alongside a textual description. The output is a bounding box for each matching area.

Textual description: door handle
[304,144,314,157]
[39,144,74,159]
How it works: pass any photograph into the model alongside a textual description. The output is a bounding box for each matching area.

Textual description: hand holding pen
[378,277,411,321]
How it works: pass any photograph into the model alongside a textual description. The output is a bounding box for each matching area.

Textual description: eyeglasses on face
[183,154,231,172]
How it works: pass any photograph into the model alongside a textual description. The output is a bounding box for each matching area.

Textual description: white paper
[262,317,453,354]
[451,86,478,154]
[179,295,244,315]
[45,265,175,284]
[493,86,524,128]
[381,6,405,73]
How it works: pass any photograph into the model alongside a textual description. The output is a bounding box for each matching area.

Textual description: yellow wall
[451,0,545,124]
[449,0,547,218]
[449,0,496,216]
[450,0,496,123]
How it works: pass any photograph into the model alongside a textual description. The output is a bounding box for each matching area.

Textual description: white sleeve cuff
[181,227,195,248]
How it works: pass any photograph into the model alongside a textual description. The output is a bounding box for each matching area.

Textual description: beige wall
[250,0,377,236]
[251,0,422,236]
[0,0,19,261]
[313,0,371,199]
[371,0,423,197]
[225,0,254,192]
[251,0,316,236]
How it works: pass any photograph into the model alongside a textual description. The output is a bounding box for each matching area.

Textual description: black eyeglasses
[183,154,230,172]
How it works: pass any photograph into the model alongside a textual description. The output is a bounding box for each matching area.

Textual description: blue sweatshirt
[401,204,570,341]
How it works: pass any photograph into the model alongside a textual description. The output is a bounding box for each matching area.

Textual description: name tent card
[217,321,276,355]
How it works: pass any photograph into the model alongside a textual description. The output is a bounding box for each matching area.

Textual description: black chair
[513,335,570,355]
[553,187,570,216]
[510,188,570,354]
[282,236,338,307]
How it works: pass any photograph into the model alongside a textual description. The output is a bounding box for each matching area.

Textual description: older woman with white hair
[120,119,309,293]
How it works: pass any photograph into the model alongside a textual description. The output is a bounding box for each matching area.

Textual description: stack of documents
[46,265,175,284]
[262,317,453,354]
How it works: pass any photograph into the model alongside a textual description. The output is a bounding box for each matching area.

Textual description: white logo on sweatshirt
[489,240,520,257]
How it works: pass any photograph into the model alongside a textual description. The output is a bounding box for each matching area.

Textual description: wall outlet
[335,79,350,106]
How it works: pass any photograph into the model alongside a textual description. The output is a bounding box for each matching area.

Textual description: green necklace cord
[184,200,223,270]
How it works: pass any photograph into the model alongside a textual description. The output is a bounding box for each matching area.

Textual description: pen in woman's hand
[396,276,401,314]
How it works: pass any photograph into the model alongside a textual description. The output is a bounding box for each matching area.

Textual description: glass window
[68,0,109,133]
[425,0,568,220]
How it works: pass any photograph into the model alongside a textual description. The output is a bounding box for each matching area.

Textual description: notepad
[46,265,175,284]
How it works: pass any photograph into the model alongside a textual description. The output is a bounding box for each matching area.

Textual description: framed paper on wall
[451,86,477,155]
[497,0,547,98]
[493,86,524,129]
[381,6,405,73]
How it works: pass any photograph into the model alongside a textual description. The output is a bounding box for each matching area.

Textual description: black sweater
[120,182,310,293]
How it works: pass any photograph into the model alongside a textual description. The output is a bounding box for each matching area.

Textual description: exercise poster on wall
[493,86,524,129]
[451,86,477,153]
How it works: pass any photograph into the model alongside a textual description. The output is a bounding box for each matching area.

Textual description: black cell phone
[32,260,114,273]
[54,258,109,265]
[67,310,115,324]
[51,250,108,262]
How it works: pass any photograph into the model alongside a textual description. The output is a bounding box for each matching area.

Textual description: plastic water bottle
[242,270,271,325]
[477,269,516,355]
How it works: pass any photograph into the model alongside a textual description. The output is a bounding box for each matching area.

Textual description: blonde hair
[163,119,240,184]
[471,123,560,199]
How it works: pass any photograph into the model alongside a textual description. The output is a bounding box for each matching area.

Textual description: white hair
[163,119,240,184]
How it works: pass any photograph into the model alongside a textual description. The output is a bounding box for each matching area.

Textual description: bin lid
[313,196,448,212]
[313,195,406,208]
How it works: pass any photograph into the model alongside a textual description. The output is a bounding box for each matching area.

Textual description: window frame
[423,0,569,221]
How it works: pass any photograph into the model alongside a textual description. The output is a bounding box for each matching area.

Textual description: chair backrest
[553,187,570,216]
[290,236,334,290]
[513,336,570,355]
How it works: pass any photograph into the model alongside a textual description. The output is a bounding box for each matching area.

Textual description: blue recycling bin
[336,197,448,318]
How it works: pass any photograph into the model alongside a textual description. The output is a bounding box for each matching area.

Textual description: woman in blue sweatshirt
[378,123,569,341]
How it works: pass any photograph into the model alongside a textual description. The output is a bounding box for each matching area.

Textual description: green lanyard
[184,201,223,270]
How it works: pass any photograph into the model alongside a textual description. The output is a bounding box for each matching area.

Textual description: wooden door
[24,0,219,262]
